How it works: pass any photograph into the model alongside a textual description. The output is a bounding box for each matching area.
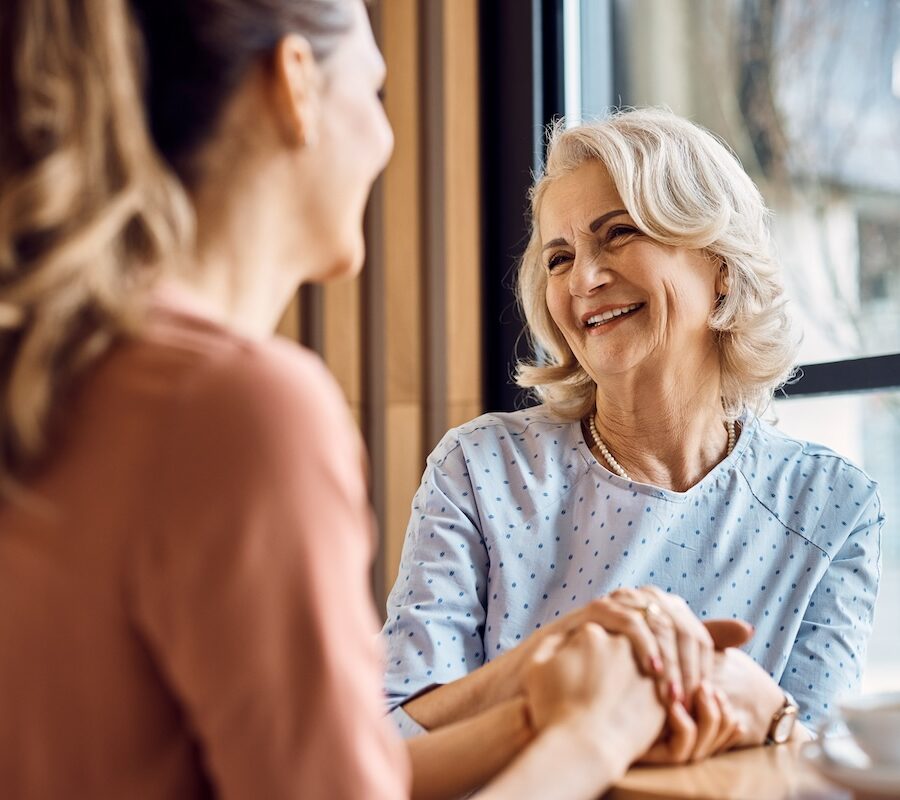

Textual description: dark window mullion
[780,353,900,398]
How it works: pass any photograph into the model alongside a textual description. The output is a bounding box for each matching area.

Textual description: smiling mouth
[584,303,645,329]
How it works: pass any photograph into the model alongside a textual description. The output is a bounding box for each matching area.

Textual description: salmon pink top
[0,286,409,799]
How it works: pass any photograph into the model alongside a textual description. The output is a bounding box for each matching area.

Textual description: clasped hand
[510,586,782,766]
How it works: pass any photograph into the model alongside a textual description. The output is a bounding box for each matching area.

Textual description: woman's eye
[546,253,571,271]
[607,225,638,241]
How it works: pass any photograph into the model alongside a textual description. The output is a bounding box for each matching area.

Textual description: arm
[407,698,533,800]
[404,603,757,735]
[778,490,883,728]
[475,719,626,800]
[132,349,408,800]
[477,626,666,800]
[382,437,493,729]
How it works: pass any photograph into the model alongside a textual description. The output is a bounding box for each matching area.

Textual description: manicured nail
[651,656,664,674]
[669,681,682,704]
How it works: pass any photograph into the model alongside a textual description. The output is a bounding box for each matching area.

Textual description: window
[567,0,900,691]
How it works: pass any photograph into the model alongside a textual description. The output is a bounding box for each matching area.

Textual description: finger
[643,603,682,706]
[668,700,700,763]
[721,722,747,752]
[581,598,664,679]
[677,597,715,698]
[674,618,701,708]
[709,688,742,755]
[645,588,709,705]
[700,632,714,700]
[643,702,698,765]
[529,632,567,666]
[689,683,721,762]
[704,619,754,650]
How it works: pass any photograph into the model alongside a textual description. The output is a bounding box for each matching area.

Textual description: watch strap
[765,690,799,745]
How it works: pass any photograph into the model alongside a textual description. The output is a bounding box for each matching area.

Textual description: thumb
[530,632,566,666]
[704,619,753,650]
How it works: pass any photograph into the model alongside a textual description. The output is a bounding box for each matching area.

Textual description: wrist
[747,682,790,745]
[508,695,538,748]
[552,711,632,782]
[478,649,525,708]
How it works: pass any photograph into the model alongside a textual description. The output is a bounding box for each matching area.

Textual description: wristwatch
[765,690,799,745]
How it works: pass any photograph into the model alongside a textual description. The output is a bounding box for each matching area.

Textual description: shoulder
[123,308,356,476]
[427,406,582,467]
[182,334,343,427]
[738,415,883,536]
[748,416,878,493]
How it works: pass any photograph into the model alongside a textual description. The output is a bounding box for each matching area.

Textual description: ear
[271,34,321,148]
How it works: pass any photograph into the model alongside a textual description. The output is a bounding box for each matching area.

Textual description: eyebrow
[541,209,629,252]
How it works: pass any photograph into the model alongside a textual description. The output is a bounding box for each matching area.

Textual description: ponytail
[0,0,192,481]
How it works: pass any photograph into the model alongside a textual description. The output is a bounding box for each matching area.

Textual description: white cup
[837,691,900,766]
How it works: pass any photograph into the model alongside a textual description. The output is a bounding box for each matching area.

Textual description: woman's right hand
[522,623,666,777]
[404,588,751,735]
[710,645,795,746]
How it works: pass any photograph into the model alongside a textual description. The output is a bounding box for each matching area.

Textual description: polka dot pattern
[382,408,884,732]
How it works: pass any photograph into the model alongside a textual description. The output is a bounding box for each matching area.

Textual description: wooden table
[605,741,861,800]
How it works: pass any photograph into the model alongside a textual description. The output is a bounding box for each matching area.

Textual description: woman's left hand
[710,646,796,746]
[604,585,716,710]
[639,680,744,764]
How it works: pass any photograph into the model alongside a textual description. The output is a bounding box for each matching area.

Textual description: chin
[580,347,648,378]
[317,236,366,284]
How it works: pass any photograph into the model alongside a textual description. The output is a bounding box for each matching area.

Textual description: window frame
[479,0,900,408]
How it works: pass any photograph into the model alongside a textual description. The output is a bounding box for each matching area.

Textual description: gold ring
[641,601,662,621]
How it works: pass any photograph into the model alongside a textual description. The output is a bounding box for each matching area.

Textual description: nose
[569,250,613,298]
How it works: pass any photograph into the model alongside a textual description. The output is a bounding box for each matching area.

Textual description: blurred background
[276,0,899,693]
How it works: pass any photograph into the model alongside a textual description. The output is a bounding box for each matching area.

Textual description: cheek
[544,281,568,329]
[341,90,393,176]
[544,281,581,351]
[660,281,716,335]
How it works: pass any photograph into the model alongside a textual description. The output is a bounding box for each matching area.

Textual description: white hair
[515,107,800,420]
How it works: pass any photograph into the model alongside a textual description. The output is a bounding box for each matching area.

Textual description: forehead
[538,160,624,242]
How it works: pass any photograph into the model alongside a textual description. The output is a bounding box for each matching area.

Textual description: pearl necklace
[587,413,736,481]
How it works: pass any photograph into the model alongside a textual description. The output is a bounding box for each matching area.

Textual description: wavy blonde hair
[0,0,352,486]
[0,0,192,483]
[515,108,799,421]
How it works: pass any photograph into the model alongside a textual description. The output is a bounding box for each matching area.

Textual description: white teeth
[586,303,641,326]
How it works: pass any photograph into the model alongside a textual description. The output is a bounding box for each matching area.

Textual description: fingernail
[651,656,663,674]
[669,681,682,704]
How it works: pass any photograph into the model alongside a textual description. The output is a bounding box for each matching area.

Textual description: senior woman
[383,108,884,745]
[0,2,681,798]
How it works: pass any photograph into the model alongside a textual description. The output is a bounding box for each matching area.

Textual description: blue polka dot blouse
[382,407,884,733]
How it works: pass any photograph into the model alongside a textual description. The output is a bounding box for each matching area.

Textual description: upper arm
[779,489,884,728]
[382,438,491,709]
[132,347,408,800]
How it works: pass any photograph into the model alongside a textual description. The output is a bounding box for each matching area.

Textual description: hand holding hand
[710,645,788,747]
[639,680,744,764]
[635,617,754,764]
[522,623,665,775]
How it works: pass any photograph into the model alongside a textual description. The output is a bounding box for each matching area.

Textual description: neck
[169,158,315,340]
[589,350,731,491]
[169,249,296,342]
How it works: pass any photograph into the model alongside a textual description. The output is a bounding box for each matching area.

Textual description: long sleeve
[382,431,491,715]
[131,343,409,800]
[778,489,884,728]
